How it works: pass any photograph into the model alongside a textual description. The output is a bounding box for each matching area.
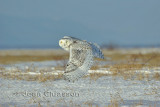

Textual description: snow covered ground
[0,60,160,107]
[0,48,160,106]
[1,76,160,107]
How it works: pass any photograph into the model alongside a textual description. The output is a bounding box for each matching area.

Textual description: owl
[59,36,104,82]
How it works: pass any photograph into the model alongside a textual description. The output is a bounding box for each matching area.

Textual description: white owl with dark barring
[59,36,104,82]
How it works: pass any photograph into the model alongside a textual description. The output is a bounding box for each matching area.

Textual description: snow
[0,60,160,106]
[0,76,160,107]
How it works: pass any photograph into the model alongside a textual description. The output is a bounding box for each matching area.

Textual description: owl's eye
[60,41,63,44]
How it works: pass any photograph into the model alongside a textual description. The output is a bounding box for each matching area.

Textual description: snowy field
[0,48,160,107]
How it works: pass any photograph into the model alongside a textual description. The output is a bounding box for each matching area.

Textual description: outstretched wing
[63,43,93,82]
[89,43,104,59]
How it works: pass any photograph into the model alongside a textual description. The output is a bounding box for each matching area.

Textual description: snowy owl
[59,36,104,82]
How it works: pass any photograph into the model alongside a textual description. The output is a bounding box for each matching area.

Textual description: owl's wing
[63,43,93,82]
[89,43,104,59]
[65,48,87,73]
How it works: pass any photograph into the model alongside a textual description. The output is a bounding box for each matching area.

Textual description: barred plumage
[59,36,104,82]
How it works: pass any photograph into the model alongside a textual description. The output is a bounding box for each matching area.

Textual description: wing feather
[63,43,93,82]
[89,43,104,59]
[65,48,87,73]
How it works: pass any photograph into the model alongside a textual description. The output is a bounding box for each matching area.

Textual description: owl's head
[59,36,79,51]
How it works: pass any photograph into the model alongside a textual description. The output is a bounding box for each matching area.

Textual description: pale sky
[0,0,160,49]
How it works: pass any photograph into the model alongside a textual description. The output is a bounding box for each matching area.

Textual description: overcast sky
[0,0,160,49]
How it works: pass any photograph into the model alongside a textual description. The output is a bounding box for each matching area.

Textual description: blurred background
[0,0,160,49]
